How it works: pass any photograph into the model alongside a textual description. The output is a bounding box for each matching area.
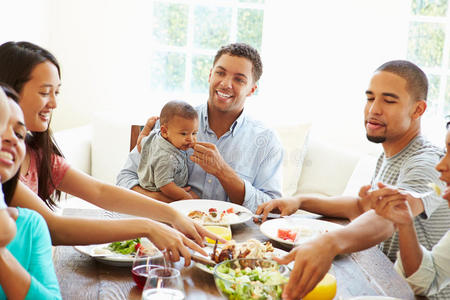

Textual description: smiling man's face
[364,71,417,144]
[207,54,257,116]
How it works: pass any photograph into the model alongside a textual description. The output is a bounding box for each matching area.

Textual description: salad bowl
[213,258,289,300]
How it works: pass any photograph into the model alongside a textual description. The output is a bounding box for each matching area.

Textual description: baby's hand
[137,116,159,152]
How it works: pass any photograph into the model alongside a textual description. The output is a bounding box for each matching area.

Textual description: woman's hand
[146,220,203,266]
[6,207,18,221]
[372,197,414,226]
[170,213,226,247]
[368,182,413,226]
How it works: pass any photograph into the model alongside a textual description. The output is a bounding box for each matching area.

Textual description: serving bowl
[213,258,289,300]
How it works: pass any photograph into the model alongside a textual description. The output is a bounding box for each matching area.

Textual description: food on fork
[428,182,442,197]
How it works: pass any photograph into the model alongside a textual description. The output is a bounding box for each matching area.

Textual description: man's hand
[356,185,372,215]
[255,197,300,222]
[190,142,226,176]
[273,236,337,300]
[137,116,159,153]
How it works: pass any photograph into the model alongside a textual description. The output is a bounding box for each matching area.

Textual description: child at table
[371,122,450,297]
[137,100,198,201]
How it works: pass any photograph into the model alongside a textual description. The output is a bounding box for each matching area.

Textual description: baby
[0,85,17,247]
[137,100,198,200]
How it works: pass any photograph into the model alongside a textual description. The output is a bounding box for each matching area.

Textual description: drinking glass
[131,247,171,289]
[141,267,185,300]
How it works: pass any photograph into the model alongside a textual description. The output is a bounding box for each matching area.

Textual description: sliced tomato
[209,208,217,213]
[134,243,141,251]
[277,229,297,242]
[226,207,234,214]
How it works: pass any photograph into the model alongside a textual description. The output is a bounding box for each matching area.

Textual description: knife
[191,253,216,266]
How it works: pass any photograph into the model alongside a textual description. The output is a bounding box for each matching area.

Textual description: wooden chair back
[130,125,144,151]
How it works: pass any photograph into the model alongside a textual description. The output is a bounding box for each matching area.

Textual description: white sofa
[53,113,379,203]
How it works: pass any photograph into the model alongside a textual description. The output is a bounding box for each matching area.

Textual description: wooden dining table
[53,208,423,300]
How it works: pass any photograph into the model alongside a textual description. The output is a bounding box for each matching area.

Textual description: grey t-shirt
[137,129,189,192]
[371,135,450,300]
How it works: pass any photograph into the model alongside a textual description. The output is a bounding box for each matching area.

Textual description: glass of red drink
[131,247,171,289]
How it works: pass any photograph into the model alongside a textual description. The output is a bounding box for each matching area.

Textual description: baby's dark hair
[160,100,198,126]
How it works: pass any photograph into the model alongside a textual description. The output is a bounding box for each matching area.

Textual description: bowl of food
[213,258,289,300]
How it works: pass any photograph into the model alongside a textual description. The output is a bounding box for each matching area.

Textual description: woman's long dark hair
[0,41,64,209]
[0,83,21,205]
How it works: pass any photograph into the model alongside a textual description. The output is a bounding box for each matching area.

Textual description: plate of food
[193,239,292,274]
[169,199,253,225]
[74,237,160,267]
[259,217,344,247]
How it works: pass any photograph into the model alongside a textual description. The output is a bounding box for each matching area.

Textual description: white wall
[3,0,414,156]
[254,0,410,155]
[48,0,159,130]
[0,0,51,48]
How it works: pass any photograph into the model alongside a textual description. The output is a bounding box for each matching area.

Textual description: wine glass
[131,247,171,289]
[142,267,185,300]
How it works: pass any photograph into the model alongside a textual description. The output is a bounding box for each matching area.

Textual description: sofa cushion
[91,112,134,184]
[295,138,361,197]
[275,123,311,196]
[53,125,92,175]
[342,154,378,196]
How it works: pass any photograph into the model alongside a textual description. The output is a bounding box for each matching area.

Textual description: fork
[404,190,434,199]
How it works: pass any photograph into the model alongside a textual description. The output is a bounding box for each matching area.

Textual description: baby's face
[162,116,199,151]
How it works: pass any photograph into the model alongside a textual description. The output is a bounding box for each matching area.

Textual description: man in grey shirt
[257,60,450,300]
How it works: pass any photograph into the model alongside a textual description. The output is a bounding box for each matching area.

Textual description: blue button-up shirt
[116,104,284,212]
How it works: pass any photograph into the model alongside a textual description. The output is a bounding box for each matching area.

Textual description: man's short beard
[366,134,386,143]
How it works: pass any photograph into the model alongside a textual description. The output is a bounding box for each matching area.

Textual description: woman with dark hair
[0,41,219,263]
[0,85,16,248]
[0,83,61,299]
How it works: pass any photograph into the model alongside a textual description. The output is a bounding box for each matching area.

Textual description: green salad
[215,261,288,300]
[107,238,141,255]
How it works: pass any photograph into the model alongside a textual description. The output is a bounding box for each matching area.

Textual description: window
[408,0,450,116]
[150,0,265,97]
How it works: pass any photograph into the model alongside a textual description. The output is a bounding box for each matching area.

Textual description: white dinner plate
[348,297,402,300]
[259,217,344,247]
[169,199,253,225]
[73,238,160,267]
[194,246,292,274]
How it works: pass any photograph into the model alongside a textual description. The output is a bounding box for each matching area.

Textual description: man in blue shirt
[116,43,284,212]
